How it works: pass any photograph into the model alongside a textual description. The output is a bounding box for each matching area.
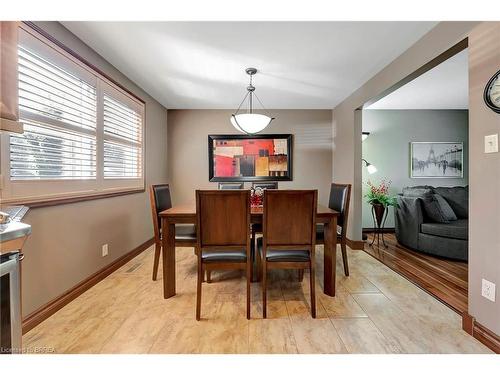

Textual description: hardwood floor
[364,233,468,315]
[23,243,490,354]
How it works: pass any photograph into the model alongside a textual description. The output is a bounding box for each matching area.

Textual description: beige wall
[167,109,332,206]
[332,21,500,335]
[19,22,168,316]
[468,22,500,335]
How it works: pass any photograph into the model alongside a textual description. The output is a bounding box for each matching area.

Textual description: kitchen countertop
[0,221,32,244]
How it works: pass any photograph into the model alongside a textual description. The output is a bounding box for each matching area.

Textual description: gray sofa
[394,185,468,261]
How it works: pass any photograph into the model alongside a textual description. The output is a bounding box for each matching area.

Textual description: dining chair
[257,190,318,318]
[195,190,252,320]
[202,182,245,282]
[252,181,278,190]
[149,184,197,281]
[316,183,352,276]
[218,182,244,190]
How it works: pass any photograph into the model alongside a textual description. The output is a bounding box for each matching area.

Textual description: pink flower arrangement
[367,178,391,195]
[365,179,397,207]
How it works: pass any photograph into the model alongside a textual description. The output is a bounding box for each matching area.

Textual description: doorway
[358,40,469,314]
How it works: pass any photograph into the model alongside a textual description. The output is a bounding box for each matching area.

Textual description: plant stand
[369,203,388,248]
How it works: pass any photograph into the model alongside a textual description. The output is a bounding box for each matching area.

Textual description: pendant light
[231,68,275,134]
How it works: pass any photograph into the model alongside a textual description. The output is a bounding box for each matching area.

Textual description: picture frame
[410,142,464,178]
[208,134,293,182]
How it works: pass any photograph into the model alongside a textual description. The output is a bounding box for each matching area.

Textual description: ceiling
[62,21,438,109]
[366,49,468,110]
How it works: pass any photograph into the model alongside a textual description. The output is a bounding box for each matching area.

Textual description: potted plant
[364,179,398,229]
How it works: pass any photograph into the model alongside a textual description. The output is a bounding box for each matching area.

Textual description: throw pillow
[434,194,458,221]
[422,194,457,223]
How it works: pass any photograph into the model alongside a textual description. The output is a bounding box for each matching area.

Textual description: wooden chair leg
[152,242,161,281]
[309,262,316,318]
[196,260,203,321]
[255,244,262,282]
[251,227,256,254]
[206,270,212,283]
[246,261,251,320]
[341,242,349,276]
[262,262,267,319]
[298,269,304,282]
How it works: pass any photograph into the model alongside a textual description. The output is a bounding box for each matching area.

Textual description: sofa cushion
[402,186,433,198]
[420,219,468,240]
[434,186,468,219]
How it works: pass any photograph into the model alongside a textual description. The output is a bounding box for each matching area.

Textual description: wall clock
[484,69,500,113]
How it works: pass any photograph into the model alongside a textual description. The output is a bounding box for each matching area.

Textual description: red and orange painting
[208,135,292,181]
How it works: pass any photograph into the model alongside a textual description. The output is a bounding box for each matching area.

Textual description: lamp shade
[367,164,378,174]
[231,113,273,134]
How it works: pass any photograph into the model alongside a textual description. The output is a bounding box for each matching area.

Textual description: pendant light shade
[231,68,275,134]
[362,158,378,174]
[231,113,273,134]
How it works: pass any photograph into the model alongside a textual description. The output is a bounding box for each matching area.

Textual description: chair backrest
[252,181,278,190]
[196,190,251,249]
[328,183,351,236]
[218,182,244,190]
[149,184,173,241]
[263,190,317,250]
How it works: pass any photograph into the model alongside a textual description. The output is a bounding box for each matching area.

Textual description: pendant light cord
[233,69,274,119]
[253,92,275,119]
[234,91,250,115]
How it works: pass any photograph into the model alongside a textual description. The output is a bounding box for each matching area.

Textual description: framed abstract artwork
[208,134,293,182]
[410,142,464,178]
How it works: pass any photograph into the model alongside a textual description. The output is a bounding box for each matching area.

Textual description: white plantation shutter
[10,121,96,180]
[12,39,98,183]
[18,46,97,132]
[103,93,143,179]
[0,26,145,204]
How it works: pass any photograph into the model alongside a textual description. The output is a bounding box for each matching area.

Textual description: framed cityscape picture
[410,142,464,178]
[208,134,293,182]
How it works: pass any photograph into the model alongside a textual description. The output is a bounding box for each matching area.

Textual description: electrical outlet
[101,244,109,257]
[481,279,496,302]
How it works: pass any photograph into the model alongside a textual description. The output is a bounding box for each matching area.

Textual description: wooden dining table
[159,203,339,299]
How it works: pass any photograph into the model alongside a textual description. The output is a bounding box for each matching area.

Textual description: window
[103,94,142,179]
[0,25,145,204]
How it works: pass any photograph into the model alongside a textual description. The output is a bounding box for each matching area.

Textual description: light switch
[484,134,498,153]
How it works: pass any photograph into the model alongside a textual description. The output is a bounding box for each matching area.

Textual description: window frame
[0,23,146,207]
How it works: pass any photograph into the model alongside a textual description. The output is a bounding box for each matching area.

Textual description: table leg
[162,219,176,299]
[323,216,337,297]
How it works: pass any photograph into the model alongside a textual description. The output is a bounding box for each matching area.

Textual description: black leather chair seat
[257,238,310,262]
[202,250,247,263]
[175,224,197,241]
[160,224,197,241]
[315,223,341,242]
[252,223,263,233]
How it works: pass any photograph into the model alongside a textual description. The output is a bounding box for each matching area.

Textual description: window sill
[3,188,145,208]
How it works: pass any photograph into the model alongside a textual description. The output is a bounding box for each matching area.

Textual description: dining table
[159,203,339,299]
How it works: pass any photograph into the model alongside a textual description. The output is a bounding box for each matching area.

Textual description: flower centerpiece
[364,179,398,230]
[250,186,264,207]
[364,179,398,208]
